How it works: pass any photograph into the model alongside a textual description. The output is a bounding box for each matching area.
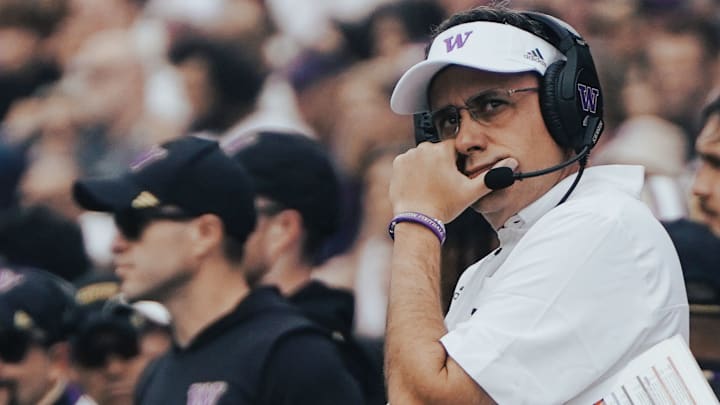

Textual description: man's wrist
[388,212,447,245]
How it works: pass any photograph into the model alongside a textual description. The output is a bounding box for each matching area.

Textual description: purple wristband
[388,212,446,245]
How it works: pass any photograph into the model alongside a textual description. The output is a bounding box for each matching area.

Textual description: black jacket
[135,287,363,405]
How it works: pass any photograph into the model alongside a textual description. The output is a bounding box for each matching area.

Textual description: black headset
[524,11,604,154]
[414,11,604,155]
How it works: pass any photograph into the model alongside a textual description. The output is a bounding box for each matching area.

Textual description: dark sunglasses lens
[0,330,31,363]
[114,211,147,240]
[74,326,139,368]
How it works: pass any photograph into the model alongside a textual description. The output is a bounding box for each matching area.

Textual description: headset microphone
[484,113,602,191]
[484,145,590,190]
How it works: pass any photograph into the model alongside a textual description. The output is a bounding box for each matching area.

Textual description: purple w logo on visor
[577,83,600,113]
[443,31,473,53]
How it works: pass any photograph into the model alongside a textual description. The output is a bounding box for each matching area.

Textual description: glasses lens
[0,330,31,363]
[431,107,459,140]
[114,211,148,240]
[73,324,139,368]
[114,208,196,240]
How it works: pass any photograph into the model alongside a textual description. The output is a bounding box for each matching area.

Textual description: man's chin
[470,190,506,213]
[709,221,720,239]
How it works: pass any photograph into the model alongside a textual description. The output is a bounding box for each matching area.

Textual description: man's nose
[454,110,489,155]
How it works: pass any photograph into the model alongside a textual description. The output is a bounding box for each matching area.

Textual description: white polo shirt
[440,165,689,405]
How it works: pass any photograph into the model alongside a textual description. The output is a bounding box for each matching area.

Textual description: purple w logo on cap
[577,84,600,114]
[443,31,473,53]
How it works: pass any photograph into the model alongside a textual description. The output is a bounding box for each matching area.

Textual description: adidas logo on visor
[524,48,546,67]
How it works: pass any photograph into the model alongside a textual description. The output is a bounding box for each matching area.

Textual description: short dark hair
[0,0,68,37]
[169,35,267,133]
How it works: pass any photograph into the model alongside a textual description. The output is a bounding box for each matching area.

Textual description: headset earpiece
[539,61,569,147]
[522,11,604,154]
[413,111,440,145]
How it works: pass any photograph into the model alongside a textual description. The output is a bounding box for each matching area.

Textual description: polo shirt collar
[502,164,645,232]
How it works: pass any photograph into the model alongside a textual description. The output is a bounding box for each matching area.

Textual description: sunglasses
[0,329,35,364]
[114,207,196,241]
[431,87,539,140]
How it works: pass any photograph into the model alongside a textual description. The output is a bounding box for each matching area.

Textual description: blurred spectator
[72,135,363,403]
[0,0,66,120]
[366,0,446,59]
[595,115,691,221]
[62,29,162,177]
[669,90,720,395]
[314,143,409,338]
[228,131,385,404]
[69,273,171,405]
[48,0,149,69]
[168,33,268,136]
[0,136,27,211]
[7,28,171,222]
[146,0,271,42]
[663,218,720,395]
[18,147,82,220]
[642,13,720,156]
[0,265,79,405]
[0,204,90,282]
[692,93,720,234]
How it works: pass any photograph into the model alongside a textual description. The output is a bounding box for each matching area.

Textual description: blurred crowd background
[0,0,719,343]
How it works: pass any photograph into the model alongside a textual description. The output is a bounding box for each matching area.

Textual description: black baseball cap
[72,135,256,241]
[0,265,76,346]
[226,131,341,239]
[68,273,169,368]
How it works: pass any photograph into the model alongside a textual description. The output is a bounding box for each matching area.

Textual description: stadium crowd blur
[1,0,720,400]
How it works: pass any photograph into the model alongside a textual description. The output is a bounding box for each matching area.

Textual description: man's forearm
[385,222,452,402]
[385,223,493,404]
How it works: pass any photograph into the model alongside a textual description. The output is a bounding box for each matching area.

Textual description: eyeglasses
[430,87,539,140]
[0,329,34,364]
[114,207,196,241]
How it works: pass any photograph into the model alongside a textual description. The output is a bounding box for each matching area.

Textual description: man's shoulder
[570,164,645,203]
[550,166,654,223]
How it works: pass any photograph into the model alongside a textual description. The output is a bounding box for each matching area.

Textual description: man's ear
[266,209,304,254]
[47,341,71,379]
[189,214,225,257]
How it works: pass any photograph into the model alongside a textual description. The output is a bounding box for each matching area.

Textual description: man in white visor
[383,5,689,404]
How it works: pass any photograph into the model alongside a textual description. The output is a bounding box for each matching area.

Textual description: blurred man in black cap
[72,135,363,404]
[227,131,385,404]
[68,273,171,405]
[0,265,78,405]
[693,93,720,236]
[681,92,720,394]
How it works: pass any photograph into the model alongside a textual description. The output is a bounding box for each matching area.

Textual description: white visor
[390,21,566,114]
[132,300,172,326]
